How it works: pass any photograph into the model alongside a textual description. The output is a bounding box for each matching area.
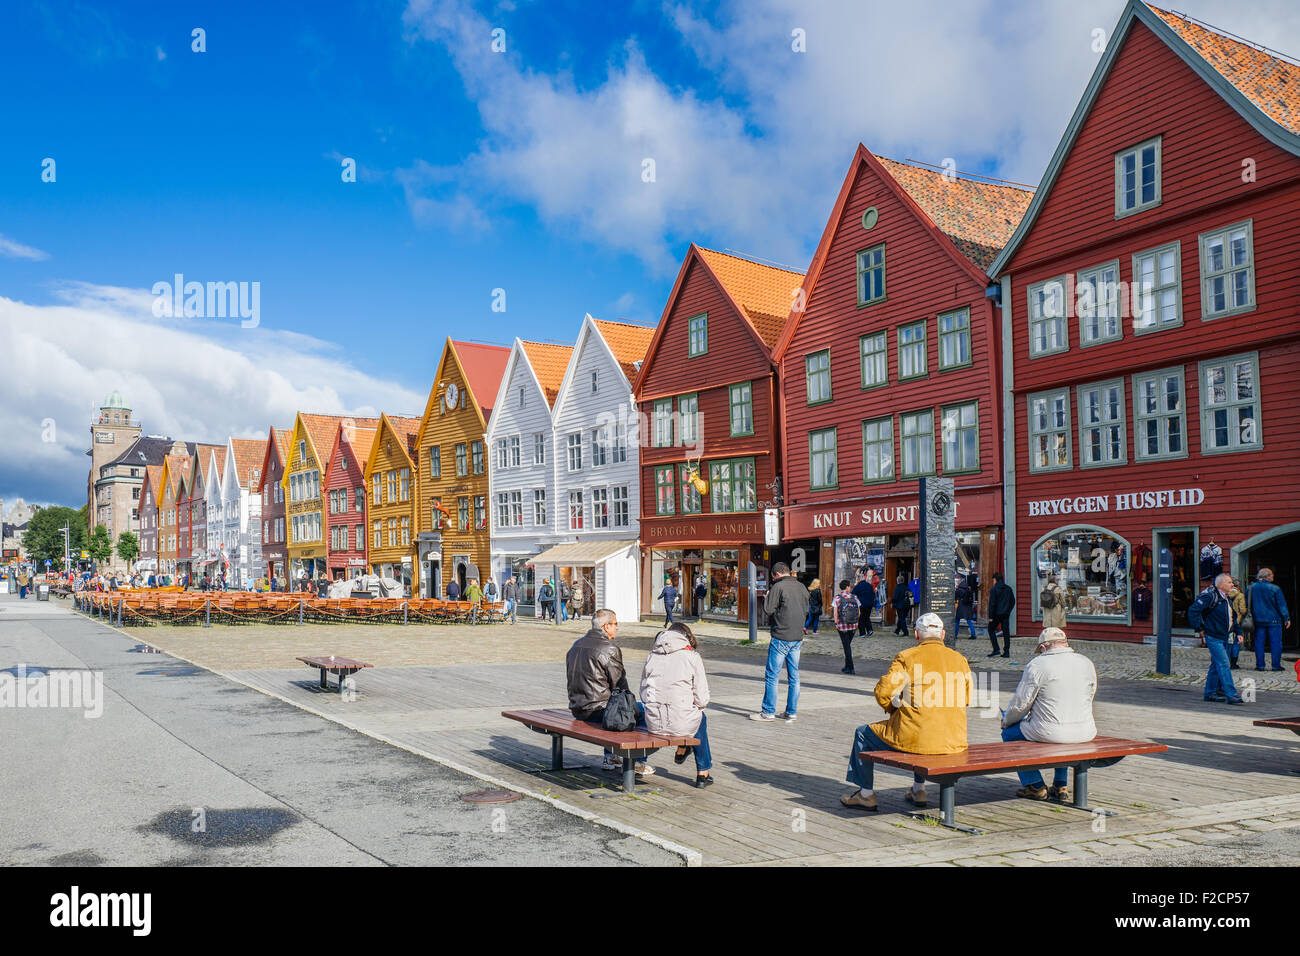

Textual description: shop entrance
[884,534,917,626]
[683,559,703,617]
[1153,528,1198,632]
[1241,528,1300,652]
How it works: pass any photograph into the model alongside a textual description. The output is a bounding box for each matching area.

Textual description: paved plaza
[89,605,1300,867]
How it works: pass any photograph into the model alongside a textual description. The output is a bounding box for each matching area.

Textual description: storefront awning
[530,539,637,567]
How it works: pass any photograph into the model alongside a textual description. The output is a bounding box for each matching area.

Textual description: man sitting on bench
[565,608,652,777]
[841,612,972,812]
[1000,626,1097,801]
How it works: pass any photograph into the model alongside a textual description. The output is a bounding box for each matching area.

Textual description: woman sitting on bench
[640,623,713,788]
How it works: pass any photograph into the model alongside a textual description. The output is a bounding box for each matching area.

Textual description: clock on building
[445,383,459,408]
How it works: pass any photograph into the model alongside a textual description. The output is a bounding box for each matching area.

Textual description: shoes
[695,773,714,789]
[1204,693,1226,702]
[777,712,797,722]
[633,762,655,776]
[749,712,776,721]
[1001,653,1010,659]
[1017,784,1049,801]
[1272,667,1285,672]
[674,746,693,765]
[1226,697,1245,705]
[1047,785,1070,802]
[1229,661,1239,670]
[904,789,927,808]
[841,666,855,675]
[840,791,878,811]
[1257,667,1267,672]
[601,755,621,772]
[987,650,1000,657]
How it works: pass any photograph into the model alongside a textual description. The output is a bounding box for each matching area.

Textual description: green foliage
[89,525,113,565]
[21,507,86,568]
[115,530,140,564]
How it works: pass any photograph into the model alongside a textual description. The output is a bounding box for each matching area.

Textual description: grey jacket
[1002,646,1097,744]
[764,575,810,641]
[566,628,628,719]
[639,629,710,736]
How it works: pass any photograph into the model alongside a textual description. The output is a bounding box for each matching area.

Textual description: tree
[115,530,140,566]
[21,506,86,569]
[88,524,113,567]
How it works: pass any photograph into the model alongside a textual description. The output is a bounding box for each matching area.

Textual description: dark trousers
[838,630,855,671]
[989,614,1011,654]
[664,601,674,626]
[893,606,910,634]
[856,611,873,636]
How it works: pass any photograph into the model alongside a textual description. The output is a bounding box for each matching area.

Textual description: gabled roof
[140,464,163,506]
[198,444,226,486]
[103,436,195,471]
[254,426,292,493]
[450,340,511,419]
[592,319,655,385]
[228,438,268,490]
[694,247,805,349]
[519,341,574,407]
[295,414,380,469]
[364,414,424,480]
[990,0,1300,277]
[161,454,192,501]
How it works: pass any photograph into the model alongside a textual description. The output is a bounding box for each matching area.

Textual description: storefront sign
[1025,487,1203,517]
[642,517,763,542]
[784,488,999,539]
[347,557,367,567]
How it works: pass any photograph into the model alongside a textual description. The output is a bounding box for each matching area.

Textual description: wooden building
[414,339,510,597]
[324,422,375,583]
[991,1,1300,644]
[362,415,422,592]
[137,464,162,576]
[634,246,805,623]
[774,147,1032,622]
[255,426,292,584]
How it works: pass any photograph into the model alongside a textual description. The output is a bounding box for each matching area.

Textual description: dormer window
[591,370,598,393]
[519,387,525,407]
[1115,136,1161,217]
[298,439,306,461]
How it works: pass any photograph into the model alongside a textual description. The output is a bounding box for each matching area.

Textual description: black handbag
[601,690,638,732]
[1240,584,1255,637]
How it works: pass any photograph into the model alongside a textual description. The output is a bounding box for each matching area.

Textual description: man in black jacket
[988,573,1015,658]
[751,563,809,722]
[852,568,876,636]
[565,609,652,774]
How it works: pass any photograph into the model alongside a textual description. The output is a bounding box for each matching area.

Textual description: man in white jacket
[1000,627,1097,802]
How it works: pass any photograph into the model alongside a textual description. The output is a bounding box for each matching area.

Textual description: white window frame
[1132,366,1188,462]
[612,486,629,527]
[1076,260,1121,347]
[861,416,894,484]
[1076,378,1127,468]
[566,432,583,471]
[1198,351,1262,455]
[568,490,585,531]
[1027,388,1072,473]
[591,487,609,529]
[1114,136,1162,218]
[532,489,546,526]
[1198,219,1256,320]
[899,409,935,478]
[1027,276,1068,357]
[1131,241,1182,335]
[533,432,545,466]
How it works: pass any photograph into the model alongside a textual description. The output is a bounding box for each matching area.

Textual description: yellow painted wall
[282,417,327,572]
[363,415,419,586]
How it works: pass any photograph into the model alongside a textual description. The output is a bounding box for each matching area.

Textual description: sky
[4,0,1300,510]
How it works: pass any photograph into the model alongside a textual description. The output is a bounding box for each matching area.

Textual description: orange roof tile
[386,415,423,454]
[163,455,192,497]
[592,319,655,385]
[346,426,378,468]
[297,413,380,464]
[451,341,512,417]
[229,438,268,490]
[874,156,1034,271]
[142,464,163,501]
[520,341,574,406]
[273,427,292,460]
[1149,5,1300,136]
[695,247,805,349]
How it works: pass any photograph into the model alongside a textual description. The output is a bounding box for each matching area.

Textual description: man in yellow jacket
[841,611,972,812]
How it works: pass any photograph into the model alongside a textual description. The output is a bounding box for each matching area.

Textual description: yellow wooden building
[361,414,424,594]
[414,339,510,597]
[282,412,378,584]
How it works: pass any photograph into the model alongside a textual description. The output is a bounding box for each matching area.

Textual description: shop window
[1199,352,1261,454]
[705,550,740,618]
[1032,526,1130,623]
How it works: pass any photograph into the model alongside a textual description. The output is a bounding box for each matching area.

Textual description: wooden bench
[502,708,699,794]
[1254,717,1300,736]
[297,655,372,694]
[862,736,1168,833]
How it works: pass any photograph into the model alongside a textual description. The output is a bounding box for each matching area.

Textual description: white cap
[915,612,945,639]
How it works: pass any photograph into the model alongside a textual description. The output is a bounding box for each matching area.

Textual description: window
[857,244,885,305]
[298,439,306,462]
[568,491,585,530]
[429,446,441,478]
[1028,277,1068,356]
[532,489,546,526]
[590,428,608,467]
[1115,136,1161,217]
[678,394,699,445]
[941,402,979,474]
[1199,220,1255,319]
[497,439,509,469]
[373,520,381,550]
[371,473,381,505]
[510,490,523,526]
[1034,527,1131,621]
[1028,389,1071,472]
[898,322,927,380]
[1077,261,1121,346]
[591,370,598,393]
[354,488,363,512]
[1132,242,1181,333]
[567,433,583,471]
[613,422,628,463]
[935,309,971,370]
[862,417,894,484]
[402,516,410,546]
[474,496,486,530]
[809,428,837,490]
[355,524,363,546]
[806,350,831,404]
[679,464,702,514]
[431,500,444,530]
[612,486,629,527]
[471,441,484,475]
[457,497,469,531]
[497,493,510,528]
[387,470,398,503]
[709,458,757,513]
[729,382,753,436]
[455,443,467,477]
[519,386,525,408]
[899,410,935,478]
[653,399,674,447]
[1133,367,1186,461]
[654,467,675,516]
[860,332,887,388]
[510,436,520,467]
[688,313,708,356]
[1077,379,1126,467]
[341,526,349,551]
[592,488,609,529]
[1199,352,1261,453]
[534,432,546,465]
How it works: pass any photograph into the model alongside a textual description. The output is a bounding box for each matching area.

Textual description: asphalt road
[0,591,679,866]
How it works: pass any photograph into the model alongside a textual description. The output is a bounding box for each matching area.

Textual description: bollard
[117,598,123,627]
[205,599,210,628]
[403,601,408,626]
[299,599,304,625]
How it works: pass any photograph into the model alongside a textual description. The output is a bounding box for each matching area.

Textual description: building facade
[415,339,510,597]
[634,246,804,623]
[363,415,421,591]
[992,1,1300,644]
[256,427,292,584]
[324,424,374,582]
[137,465,162,575]
[221,437,268,588]
[86,392,142,550]
[774,147,1031,621]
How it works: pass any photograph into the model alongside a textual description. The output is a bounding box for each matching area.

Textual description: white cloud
[0,283,426,506]
[0,234,50,261]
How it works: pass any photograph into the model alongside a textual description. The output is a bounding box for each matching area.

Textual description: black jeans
[839,630,855,671]
[856,610,874,636]
[989,614,1011,654]
[893,606,911,633]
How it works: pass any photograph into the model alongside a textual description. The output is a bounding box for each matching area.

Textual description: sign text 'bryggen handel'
[1026,487,1204,517]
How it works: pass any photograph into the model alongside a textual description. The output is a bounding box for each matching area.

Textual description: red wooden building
[256,426,292,585]
[774,147,1032,621]
[633,245,805,623]
[324,421,377,581]
[991,1,1300,644]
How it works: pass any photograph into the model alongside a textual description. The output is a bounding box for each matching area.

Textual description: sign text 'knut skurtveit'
[1025,487,1204,517]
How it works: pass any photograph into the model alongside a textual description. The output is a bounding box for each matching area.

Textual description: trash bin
[37,583,50,601]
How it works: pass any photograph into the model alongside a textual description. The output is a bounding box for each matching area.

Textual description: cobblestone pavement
[109,603,1300,867]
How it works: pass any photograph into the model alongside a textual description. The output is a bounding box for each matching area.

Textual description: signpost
[748,560,758,643]
[918,476,957,647]
[1156,547,1172,675]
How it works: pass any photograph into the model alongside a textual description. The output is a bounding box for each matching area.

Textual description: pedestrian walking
[805,578,823,634]
[1249,568,1291,672]
[446,578,461,601]
[559,579,570,623]
[658,577,679,627]
[750,562,809,722]
[569,578,585,622]
[955,575,979,639]
[1189,573,1245,704]
[832,579,861,674]
[891,573,912,635]
[538,578,555,621]
[988,572,1016,658]
[693,572,708,619]
[852,567,876,636]
[502,576,517,624]
[1039,572,1067,630]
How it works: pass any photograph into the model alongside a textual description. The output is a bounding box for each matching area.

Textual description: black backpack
[601,689,638,732]
[840,597,861,628]
[1040,585,1059,610]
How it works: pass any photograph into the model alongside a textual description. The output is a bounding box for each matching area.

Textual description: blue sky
[4,0,1300,510]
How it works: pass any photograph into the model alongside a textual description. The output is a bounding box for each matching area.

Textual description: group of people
[539,577,583,622]
[1192,568,1292,704]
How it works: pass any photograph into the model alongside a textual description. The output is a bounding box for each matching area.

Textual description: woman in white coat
[640,623,713,788]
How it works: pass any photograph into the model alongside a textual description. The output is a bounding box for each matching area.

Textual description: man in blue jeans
[1250,568,1291,672]
[750,562,809,722]
[1189,573,1245,705]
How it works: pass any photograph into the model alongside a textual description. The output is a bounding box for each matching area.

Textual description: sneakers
[840,791,878,812]
[600,755,621,772]
[1226,696,1245,705]
[777,712,797,722]
[749,712,777,721]
[1204,693,1227,703]
[1047,784,1070,802]
[1017,784,1049,801]
[904,789,928,808]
